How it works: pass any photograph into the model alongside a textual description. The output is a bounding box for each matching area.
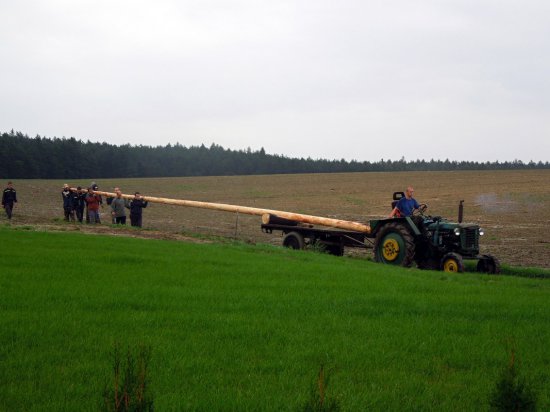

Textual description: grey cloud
[1,0,548,161]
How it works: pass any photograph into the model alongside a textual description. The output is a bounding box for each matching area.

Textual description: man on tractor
[389,186,421,218]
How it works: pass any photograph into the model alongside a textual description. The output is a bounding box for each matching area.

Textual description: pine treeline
[1,130,548,179]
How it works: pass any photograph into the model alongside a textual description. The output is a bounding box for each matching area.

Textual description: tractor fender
[369,217,421,237]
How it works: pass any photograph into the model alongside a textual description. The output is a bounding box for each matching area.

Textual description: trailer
[261,214,370,256]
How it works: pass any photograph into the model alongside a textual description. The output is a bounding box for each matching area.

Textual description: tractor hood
[424,217,482,256]
[424,218,480,232]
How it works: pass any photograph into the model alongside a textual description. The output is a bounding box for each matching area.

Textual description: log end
[262,213,299,226]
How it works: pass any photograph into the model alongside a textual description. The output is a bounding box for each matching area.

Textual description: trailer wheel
[374,223,415,267]
[326,244,344,256]
[440,253,464,273]
[476,254,501,274]
[282,232,306,250]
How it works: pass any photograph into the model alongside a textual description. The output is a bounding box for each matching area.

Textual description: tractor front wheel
[440,253,464,273]
[374,223,415,267]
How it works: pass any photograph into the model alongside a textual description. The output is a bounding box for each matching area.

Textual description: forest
[1,130,548,179]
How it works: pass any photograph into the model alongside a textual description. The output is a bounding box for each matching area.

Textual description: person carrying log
[83,182,103,223]
[110,188,129,225]
[62,184,75,222]
[85,187,101,224]
[74,186,86,223]
[105,187,118,224]
[126,192,148,227]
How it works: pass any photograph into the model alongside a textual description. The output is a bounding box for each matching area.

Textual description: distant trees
[1,130,549,179]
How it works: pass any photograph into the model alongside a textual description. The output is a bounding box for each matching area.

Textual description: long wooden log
[73,188,371,233]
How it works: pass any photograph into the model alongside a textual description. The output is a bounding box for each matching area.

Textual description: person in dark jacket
[73,186,86,223]
[2,181,17,220]
[62,184,75,222]
[126,192,148,227]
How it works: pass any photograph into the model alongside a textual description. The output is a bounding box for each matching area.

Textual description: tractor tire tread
[374,222,415,267]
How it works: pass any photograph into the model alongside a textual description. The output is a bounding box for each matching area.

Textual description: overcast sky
[1,0,549,162]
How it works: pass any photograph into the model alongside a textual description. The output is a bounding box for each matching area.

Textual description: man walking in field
[389,186,420,218]
[2,181,17,220]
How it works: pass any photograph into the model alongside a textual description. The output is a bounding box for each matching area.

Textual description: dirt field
[4,170,550,268]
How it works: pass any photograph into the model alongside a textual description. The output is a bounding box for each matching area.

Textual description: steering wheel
[413,203,428,216]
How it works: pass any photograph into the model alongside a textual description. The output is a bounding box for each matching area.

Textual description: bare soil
[4,170,550,267]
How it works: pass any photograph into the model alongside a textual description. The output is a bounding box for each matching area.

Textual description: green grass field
[1,226,550,411]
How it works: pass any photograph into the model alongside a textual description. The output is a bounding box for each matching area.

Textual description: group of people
[107,186,148,227]
[61,182,148,227]
[62,184,87,223]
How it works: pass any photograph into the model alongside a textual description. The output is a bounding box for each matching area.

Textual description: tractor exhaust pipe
[458,200,464,223]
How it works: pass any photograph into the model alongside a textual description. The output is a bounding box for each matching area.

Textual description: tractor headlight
[479,228,485,236]
[454,228,461,236]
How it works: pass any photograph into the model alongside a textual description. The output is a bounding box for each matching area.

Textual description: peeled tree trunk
[72,188,371,234]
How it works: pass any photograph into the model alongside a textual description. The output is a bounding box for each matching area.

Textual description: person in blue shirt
[389,186,420,218]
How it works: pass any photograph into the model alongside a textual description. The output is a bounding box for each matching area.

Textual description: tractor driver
[389,186,420,218]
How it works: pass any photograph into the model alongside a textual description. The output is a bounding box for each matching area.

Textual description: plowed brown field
[5,170,550,267]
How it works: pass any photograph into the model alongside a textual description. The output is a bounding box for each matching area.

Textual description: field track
[6,170,550,268]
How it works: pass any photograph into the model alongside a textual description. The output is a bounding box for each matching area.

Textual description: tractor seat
[391,191,405,210]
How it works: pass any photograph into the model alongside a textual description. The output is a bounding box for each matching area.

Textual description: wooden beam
[72,188,371,233]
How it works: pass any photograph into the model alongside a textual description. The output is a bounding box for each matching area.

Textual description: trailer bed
[262,223,370,255]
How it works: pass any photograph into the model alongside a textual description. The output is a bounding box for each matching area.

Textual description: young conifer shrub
[103,343,154,412]
[301,364,340,412]
[489,348,536,412]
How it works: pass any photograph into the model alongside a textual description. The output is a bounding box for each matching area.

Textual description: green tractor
[369,192,500,274]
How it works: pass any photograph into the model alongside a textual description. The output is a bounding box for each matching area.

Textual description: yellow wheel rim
[382,238,400,261]
[443,259,458,272]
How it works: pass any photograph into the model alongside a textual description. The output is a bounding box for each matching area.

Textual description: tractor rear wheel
[476,254,501,274]
[282,231,305,250]
[374,223,415,267]
[440,253,464,273]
